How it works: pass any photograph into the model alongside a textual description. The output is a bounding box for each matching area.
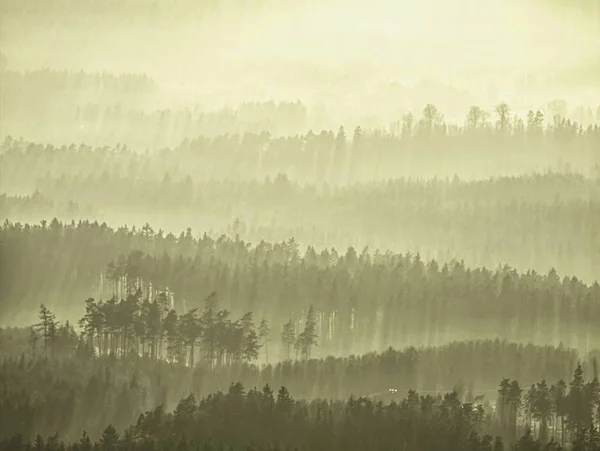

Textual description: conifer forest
[1,0,600,449]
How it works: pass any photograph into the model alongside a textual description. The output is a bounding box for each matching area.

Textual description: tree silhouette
[258,319,271,363]
[281,320,296,360]
[297,306,318,360]
[99,425,119,449]
[466,105,489,130]
[35,304,59,357]
[201,292,219,367]
[495,103,511,133]
[180,308,201,367]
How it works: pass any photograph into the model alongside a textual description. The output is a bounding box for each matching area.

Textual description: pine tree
[29,326,39,358]
[35,304,59,358]
[240,313,260,362]
[201,292,219,367]
[508,380,523,444]
[297,305,318,360]
[258,319,271,363]
[569,364,587,436]
[180,309,201,367]
[99,425,119,449]
[164,309,182,364]
[281,320,296,360]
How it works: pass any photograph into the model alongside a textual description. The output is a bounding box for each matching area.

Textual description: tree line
[0,381,502,451]
[1,219,599,355]
[2,99,599,183]
[3,300,592,442]
[101,247,600,357]
[29,287,316,366]
[1,74,309,149]
[3,170,597,283]
[2,312,586,404]
[39,290,316,366]
[3,66,599,154]
[5,289,599,443]
[4,366,600,451]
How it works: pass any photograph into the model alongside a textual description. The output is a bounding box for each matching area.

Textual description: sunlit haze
[0,0,600,448]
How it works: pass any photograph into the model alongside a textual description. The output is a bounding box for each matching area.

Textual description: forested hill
[2,171,599,285]
[2,107,599,180]
[2,219,599,356]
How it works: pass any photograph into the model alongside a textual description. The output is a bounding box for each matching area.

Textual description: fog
[1,0,600,448]
[2,0,599,145]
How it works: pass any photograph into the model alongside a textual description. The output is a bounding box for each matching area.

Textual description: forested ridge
[0,72,309,148]
[2,170,598,282]
[2,102,599,179]
[0,303,596,444]
[1,220,599,356]
[1,347,600,451]
[2,68,599,151]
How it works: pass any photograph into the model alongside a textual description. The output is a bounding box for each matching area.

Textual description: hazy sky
[2,0,600,118]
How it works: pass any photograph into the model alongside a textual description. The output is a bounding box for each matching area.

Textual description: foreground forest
[0,337,599,451]
[0,305,596,443]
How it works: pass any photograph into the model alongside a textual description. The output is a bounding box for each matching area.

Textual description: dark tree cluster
[0,381,501,451]
[493,363,600,448]
[75,291,279,367]
[25,295,308,368]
